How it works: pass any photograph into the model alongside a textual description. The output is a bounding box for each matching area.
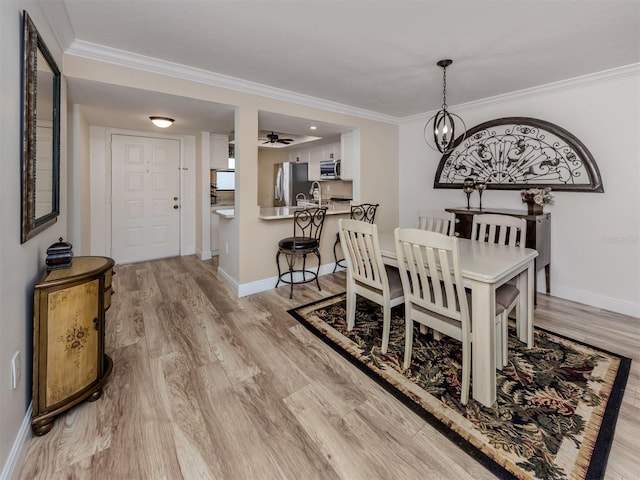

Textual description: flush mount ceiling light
[424,59,466,154]
[149,116,174,128]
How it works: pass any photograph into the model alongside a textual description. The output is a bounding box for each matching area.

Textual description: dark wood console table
[446,207,551,298]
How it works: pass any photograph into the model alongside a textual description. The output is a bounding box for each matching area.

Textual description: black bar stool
[333,203,379,272]
[276,207,328,299]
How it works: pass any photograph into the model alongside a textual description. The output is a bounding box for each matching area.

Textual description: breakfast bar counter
[259,205,351,220]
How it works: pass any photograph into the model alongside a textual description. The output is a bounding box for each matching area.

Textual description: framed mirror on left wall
[21,10,61,243]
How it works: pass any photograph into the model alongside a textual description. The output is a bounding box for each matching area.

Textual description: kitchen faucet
[310,181,321,206]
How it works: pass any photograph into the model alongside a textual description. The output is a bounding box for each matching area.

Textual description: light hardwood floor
[17,255,640,479]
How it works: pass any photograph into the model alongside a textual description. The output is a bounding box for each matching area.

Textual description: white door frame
[110,133,182,263]
[88,127,193,259]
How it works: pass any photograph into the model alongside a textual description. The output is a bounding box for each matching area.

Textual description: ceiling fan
[261,131,294,145]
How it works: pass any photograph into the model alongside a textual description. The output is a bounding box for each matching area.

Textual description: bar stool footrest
[277,269,319,286]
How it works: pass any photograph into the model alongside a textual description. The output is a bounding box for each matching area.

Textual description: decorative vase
[526,201,543,215]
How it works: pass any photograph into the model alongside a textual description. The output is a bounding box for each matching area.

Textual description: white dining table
[377,230,538,407]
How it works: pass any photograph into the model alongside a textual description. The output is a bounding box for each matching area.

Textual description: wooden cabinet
[446,207,551,296]
[31,256,115,435]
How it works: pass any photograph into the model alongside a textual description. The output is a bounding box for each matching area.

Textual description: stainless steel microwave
[320,160,340,180]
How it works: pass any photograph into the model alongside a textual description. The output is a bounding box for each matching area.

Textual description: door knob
[173,205,179,209]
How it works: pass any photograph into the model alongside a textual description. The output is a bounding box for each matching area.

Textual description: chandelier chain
[442,65,448,110]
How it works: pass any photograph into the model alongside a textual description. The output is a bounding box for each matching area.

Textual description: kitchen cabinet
[290,141,341,181]
[322,143,339,161]
[211,134,230,170]
[307,147,322,181]
[288,150,310,164]
[31,256,115,435]
[340,132,354,180]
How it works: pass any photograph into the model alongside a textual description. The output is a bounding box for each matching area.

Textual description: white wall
[1,2,69,477]
[399,66,640,317]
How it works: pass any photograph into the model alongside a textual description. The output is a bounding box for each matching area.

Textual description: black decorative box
[46,238,74,271]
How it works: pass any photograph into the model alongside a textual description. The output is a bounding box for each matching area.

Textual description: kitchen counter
[212,208,235,219]
[259,204,351,220]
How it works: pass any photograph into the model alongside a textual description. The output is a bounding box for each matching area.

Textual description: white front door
[111,134,181,263]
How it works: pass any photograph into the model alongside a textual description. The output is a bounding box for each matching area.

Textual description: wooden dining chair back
[471,214,526,248]
[394,227,472,403]
[333,203,379,272]
[276,207,328,299]
[471,213,529,355]
[416,209,456,236]
[339,218,403,353]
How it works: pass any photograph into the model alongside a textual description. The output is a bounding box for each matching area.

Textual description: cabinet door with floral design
[44,280,99,408]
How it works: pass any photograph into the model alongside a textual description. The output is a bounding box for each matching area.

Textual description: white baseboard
[229,262,639,318]
[195,248,212,261]
[1,403,32,480]
[237,263,340,297]
[217,267,240,295]
[550,285,640,318]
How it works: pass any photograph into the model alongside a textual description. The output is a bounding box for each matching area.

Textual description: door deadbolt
[173,197,178,201]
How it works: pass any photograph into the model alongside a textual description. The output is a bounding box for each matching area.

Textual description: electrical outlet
[11,351,20,389]
[326,184,331,192]
[225,242,229,254]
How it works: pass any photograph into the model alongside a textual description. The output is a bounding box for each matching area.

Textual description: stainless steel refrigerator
[273,162,313,207]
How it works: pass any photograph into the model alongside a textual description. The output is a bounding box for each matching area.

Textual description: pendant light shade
[424,59,466,154]
[150,116,174,128]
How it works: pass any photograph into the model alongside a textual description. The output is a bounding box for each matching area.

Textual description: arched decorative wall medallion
[434,117,604,192]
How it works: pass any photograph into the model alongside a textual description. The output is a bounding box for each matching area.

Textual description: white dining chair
[471,213,529,357]
[417,209,456,236]
[416,210,457,336]
[339,219,404,354]
[394,228,513,405]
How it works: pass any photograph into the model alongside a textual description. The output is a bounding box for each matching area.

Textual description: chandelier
[424,59,466,154]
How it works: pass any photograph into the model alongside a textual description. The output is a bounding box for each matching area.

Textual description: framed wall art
[433,117,603,192]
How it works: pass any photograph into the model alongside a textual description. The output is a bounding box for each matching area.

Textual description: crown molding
[65,40,400,125]
[38,0,75,52]
[402,63,640,123]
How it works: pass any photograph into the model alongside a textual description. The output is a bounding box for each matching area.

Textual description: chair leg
[302,254,307,281]
[461,339,470,405]
[285,253,295,299]
[502,312,509,366]
[403,306,414,370]
[381,303,391,354]
[313,250,322,292]
[495,322,503,369]
[275,250,282,288]
[333,236,341,273]
[346,289,356,330]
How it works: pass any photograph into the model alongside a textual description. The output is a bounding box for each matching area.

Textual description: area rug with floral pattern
[288,293,631,480]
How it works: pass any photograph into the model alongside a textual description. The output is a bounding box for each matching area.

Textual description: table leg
[527,262,535,348]
[516,262,535,348]
[471,281,496,407]
[545,264,551,294]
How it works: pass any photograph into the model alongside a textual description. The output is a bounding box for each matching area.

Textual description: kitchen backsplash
[212,189,234,205]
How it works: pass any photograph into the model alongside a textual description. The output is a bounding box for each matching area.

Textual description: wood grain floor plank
[232,373,342,480]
